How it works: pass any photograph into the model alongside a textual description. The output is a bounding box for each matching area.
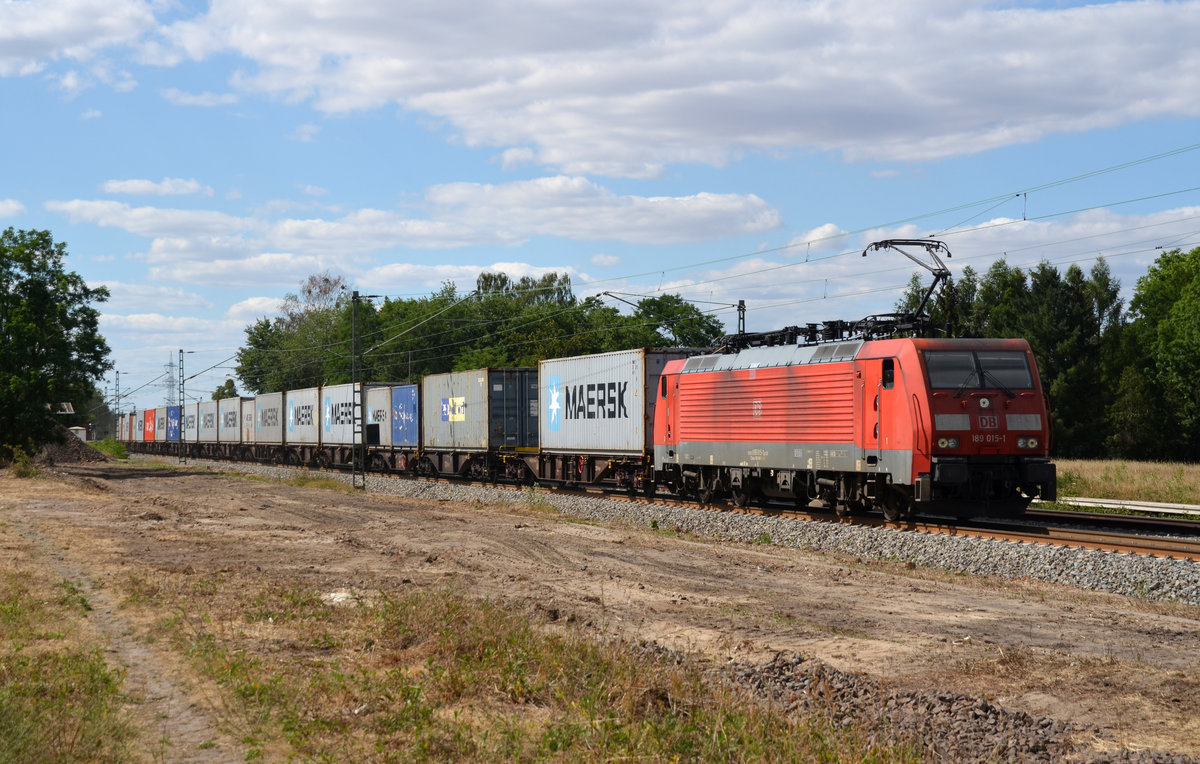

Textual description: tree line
[898,246,1200,460]
[234,271,726,395]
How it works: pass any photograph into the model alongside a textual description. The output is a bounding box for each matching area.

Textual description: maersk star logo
[547,376,562,431]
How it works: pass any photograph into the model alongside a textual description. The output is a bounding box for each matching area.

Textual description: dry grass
[1055,459,1200,505]
[117,569,919,762]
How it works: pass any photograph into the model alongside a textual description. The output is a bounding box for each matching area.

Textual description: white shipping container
[241,398,256,443]
[155,409,168,442]
[286,387,320,445]
[182,403,198,443]
[255,392,284,445]
[321,383,358,446]
[197,400,219,443]
[366,386,392,447]
[540,349,692,455]
[218,397,245,443]
[134,410,144,443]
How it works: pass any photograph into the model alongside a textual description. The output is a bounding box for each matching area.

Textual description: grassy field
[1054,459,1200,505]
[115,573,918,762]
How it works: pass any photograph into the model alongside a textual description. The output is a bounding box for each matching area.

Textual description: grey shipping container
[218,397,247,443]
[285,387,320,445]
[197,400,218,443]
[422,368,537,451]
[540,349,694,455]
[255,392,285,446]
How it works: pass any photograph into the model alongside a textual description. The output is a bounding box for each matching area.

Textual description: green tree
[212,379,239,400]
[634,295,725,347]
[0,228,111,456]
[1109,246,1200,459]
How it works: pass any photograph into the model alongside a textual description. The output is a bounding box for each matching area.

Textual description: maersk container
[321,383,358,446]
[182,403,198,443]
[255,392,284,446]
[540,349,693,455]
[218,397,246,444]
[166,406,181,442]
[197,400,219,443]
[366,386,392,447]
[422,368,537,451]
[155,409,168,442]
[390,384,420,448]
[241,398,256,443]
[285,387,320,445]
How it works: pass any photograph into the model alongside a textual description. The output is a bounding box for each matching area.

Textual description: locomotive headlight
[979,397,991,409]
[1017,437,1040,449]
[937,437,959,449]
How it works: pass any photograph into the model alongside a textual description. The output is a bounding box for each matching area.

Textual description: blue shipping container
[391,385,420,447]
[166,405,182,441]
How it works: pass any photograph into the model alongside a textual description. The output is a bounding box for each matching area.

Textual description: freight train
[119,339,1056,520]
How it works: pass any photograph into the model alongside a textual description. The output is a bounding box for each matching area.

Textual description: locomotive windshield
[924,350,1033,390]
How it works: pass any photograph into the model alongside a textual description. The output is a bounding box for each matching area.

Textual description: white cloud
[148,252,331,286]
[102,177,216,196]
[362,261,579,292]
[45,199,255,238]
[80,108,102,119]
[590,253,620,267]
[0,199,26,217]
[226,296,286,320]
[92,281,213,313]
[160,87,238,106]
[0,0,156,77]
[150,0,1200,175]
[288,123,320,142]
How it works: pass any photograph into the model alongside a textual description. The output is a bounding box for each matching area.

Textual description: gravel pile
[725,653,1193,763]
[182,459,1200,606]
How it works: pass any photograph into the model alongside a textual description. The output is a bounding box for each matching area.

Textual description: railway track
[164,454,1200,562]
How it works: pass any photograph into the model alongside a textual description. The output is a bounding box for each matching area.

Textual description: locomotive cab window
[882,359,894,389]
[925,350,1033,390]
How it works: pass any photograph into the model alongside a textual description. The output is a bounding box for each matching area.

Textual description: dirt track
[3,461,1199,758]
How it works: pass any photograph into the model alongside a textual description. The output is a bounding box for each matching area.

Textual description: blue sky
[3,0,1200,412]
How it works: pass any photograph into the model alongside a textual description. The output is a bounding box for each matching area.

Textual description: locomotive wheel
[881,489,909,522]
[731,486,749,508]
[643,481,657,501]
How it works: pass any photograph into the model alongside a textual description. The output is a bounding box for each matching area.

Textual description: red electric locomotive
[652,335,1056,519]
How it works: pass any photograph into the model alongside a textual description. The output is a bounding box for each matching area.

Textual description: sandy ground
[3,461,1199,758]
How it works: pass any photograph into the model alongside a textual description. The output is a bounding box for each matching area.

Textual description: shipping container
[197,400,219,443]
[540,349,692,455]
[390,384,420,448]
[255,392,284,445]
[422,368,537,451]
[143,408,156,442]
[241,398,256,443]
[182,403,198,443]
[321,383,359,446]
[166,406,181,442]
[218,397,246,444]
[285,387,320,445]
[366,386,392,447]
[155,409,168,442]
[134,410,144,442]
